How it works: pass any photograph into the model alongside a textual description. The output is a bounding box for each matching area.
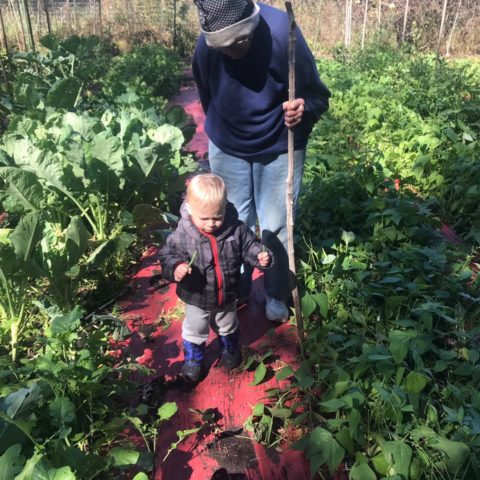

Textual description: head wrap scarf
[194,0,260,48]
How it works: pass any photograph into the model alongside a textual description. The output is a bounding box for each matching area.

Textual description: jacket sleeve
[295,26,331,126]
[240,224,274,271]
[158,230,189,282]
[192,39,211,115]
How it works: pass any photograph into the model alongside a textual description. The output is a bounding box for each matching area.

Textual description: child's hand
[174,262,191,282]
[257,251,271,267]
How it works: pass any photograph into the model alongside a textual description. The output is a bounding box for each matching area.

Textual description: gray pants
[182,301,239,345]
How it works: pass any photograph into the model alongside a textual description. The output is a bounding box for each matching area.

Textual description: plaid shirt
[159,202,271,310]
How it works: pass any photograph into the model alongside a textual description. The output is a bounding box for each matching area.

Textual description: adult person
[192,0,331,322]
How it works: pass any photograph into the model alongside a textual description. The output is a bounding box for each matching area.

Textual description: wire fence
[0,0,479,57]
[0,0,189,51]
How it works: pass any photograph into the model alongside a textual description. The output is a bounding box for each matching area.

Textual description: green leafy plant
[292,46,480,479]
[103,43,183,101]
[0,307,152,478]
[122,401,178,471]
[163,408,224,461]
[242,348,273,386]
[0,211,42,360]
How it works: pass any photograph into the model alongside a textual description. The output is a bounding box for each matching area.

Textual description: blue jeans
[209,140,305,301]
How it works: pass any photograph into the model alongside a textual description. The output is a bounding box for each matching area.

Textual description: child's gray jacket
[159,202,271,310]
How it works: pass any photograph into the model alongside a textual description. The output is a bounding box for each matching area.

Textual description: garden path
[119,77,311,480]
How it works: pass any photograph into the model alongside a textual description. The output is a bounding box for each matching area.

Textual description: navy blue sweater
[192,3,331,159]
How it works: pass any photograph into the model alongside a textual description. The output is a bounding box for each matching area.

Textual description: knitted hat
[194,0,260,48]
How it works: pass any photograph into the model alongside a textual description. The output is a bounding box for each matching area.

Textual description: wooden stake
[312,0,322,56]
[377,0,382,30]
[446,0,462,56]
[127,0,133,39]
[437,0,449,58]
[98,0,103,37]
[361,0,369,49]
[22,0,35,51]
[0,7,8,52]
[344,0,352,47]
[172,0,177,51]
[10,0,26,49]
[43,0,51,34]
[73,0,77,32]
[285,2,304,342]
[66,0,71,34]
[401,0,410,44]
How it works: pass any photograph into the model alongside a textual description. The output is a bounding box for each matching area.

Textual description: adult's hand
[282,98,305,128]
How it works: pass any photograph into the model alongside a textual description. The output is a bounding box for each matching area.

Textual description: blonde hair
[186,173,227,210]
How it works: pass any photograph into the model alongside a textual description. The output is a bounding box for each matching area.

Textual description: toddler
[159,174,272,382]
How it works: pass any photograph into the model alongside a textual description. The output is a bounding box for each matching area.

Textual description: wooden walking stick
[285,2,304,342]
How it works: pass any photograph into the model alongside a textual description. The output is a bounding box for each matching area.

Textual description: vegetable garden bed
[0,35,479,480]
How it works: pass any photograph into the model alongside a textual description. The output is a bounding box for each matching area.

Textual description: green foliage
[310,45,480,242]
[0,37,194,476]
[0,102,195,355]
[0,307,153,478]
[6,35,117,117]
[103,43,183,101]
[0,211,43,360]
[290,46,480,479]
[1,108,194,240]
[40,34,119,83]
[241,348,273,386]
[245,399,293,447]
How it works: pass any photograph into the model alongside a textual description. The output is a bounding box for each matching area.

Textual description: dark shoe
[182,339,205,382]
[221,349,242,369]
[181,361,202,382]
[219,331,241,369]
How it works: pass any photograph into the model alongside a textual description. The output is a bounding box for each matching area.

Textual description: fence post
[43,0,51,34]
[66,0,71,33]
[312,0,322,55]
[377,0,382,30]
[437,0,449,58]
[127,0,133,39]
[13,0,27,49]
[73,0,77,32]
[446,0,462,56]
[98,0,103,36]
[172,0,177,51]
[0,7,8,51]
[0,5,8,86]
[361,0,369,49]
[22,0,35,51]
[401,0,410,43]
[344,0,352,47]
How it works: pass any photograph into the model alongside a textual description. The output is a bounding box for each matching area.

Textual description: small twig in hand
[187,250,197,268]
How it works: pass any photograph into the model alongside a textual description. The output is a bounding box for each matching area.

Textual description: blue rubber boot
[219,330,241,369]
[182,340,205,382]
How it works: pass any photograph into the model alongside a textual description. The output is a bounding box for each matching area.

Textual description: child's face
[189,201,225,234]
